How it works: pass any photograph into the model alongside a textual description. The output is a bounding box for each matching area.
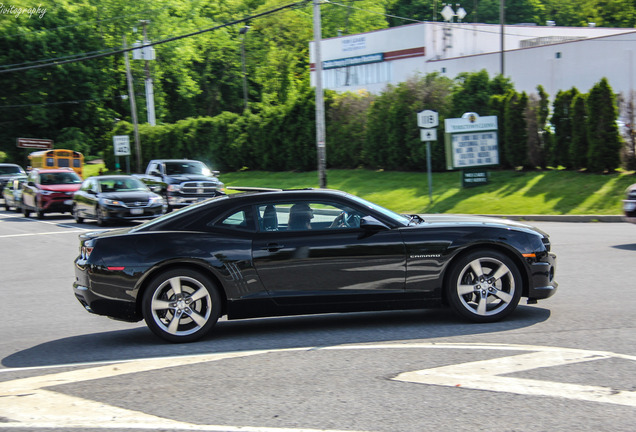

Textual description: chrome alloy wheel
[456,256,516,317]
[149,276,213,337]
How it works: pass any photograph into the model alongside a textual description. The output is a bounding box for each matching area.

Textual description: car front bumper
[527,252,557,300]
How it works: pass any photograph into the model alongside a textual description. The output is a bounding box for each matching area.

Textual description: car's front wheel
[142,269,221,343]
[22,201,30,217]
[96,206,107,226]
[446,249,522,323]
[73,205,83,223]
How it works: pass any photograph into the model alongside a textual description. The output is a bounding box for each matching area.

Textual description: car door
[21,171,38,209]
[251,200,407,305]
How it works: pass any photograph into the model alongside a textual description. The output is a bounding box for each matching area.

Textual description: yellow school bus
[28,149,84,177]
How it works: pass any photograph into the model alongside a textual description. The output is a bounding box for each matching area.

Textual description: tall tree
[586,78,621,172]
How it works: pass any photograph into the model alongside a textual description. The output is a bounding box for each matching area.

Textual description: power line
[0,1,310,75]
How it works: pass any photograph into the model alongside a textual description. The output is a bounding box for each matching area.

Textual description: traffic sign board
[16,138,53,149]
[417,110,439,128]
[113,135,131,156]
[420,128,437,141]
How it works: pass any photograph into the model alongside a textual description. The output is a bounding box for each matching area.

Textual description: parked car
[624,183,636,224]
[21,168,82,218]
[73,189,558,343]
[0,163,26,191]
[72,175,166,226]
[2,175,27,212]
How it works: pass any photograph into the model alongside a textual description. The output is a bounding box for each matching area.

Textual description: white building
[310,21,636,99]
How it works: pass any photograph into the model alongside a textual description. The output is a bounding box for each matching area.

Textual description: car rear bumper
[73,261,142,322]
[527,252,557,300]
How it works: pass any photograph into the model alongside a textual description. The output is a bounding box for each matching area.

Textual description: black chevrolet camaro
[73,189,557,343]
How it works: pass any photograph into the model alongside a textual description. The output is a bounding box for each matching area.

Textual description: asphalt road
[1,210,635,432]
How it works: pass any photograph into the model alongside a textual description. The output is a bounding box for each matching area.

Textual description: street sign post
[113,135,131,173]
[417,110,439,203]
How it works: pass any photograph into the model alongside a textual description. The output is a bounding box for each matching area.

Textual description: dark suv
[21,168,82,218]
[0,163,26,191]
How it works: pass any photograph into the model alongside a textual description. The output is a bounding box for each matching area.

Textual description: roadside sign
[417,110,439,129]
[16,138,53,149]
[420,128,437,142]
[113,135,131,156]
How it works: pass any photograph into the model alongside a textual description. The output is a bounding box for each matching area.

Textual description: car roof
[226,188,351,201]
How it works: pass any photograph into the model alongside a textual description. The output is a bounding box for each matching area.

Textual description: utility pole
[313,0,327,188]
[141,20,156,125]
[123,36,142,173]
[500,0,505,76]
[239,26,250,112]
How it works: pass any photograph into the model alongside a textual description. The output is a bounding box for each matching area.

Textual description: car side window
[212,206,255,232]
[257,201,363,232]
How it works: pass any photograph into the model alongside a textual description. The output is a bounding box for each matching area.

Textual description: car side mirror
[28,181,35,187]
[360,216,389,231]
[149,170,160,176]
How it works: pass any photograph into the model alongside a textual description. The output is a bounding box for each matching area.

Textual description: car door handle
[261,243,284,252]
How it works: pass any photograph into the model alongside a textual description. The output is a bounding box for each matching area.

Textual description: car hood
[415,214,548,237]
[168,174,219,183]
[40,184,81,192]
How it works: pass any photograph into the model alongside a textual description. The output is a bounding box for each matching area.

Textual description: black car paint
[74,190,557,330]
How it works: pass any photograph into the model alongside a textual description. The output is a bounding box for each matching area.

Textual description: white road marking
[0,343,635,430]
[0,230,87,238]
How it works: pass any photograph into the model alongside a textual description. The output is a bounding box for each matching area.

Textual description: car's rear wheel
[142,269,221,343]
[36,206,45,219]
[4,200,9,211]
[22,202,30,217]
[73,204,83,223]
[446,249,522,323]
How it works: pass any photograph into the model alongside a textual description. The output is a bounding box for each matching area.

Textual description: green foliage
[503,90,529,168]
[569,93,588,169]
[587,78,621,172]
[364,74,453,171]
[549,88,578,168]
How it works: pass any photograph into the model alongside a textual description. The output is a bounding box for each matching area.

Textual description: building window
[555,52,562,59]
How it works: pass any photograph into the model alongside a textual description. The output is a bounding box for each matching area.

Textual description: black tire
[36,205,45,219]
[142,268,221,343]
[96,206,107,226]
[4,200,9,211]
[73,205,84,223]
[446,249,522,323]
[22,202,30,218]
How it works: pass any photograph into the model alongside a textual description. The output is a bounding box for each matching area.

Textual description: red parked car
[21,168,82,219]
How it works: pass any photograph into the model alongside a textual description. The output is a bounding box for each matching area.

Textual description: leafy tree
[569,93,588,169]
[587,78,621,172]
[503,90,529,168]
[549,88,578,168]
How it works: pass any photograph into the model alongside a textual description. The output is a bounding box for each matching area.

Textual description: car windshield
[39,172,81,185]
[100,177,148,192]
[0,165,22,175]
[164,161,210,176]
[345,193,412,226]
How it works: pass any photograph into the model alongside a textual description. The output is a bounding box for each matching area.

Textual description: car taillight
[80,239,95,260]
[81,245,93,260]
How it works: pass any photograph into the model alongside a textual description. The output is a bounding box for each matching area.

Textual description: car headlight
[167,184,181,192]
[39,190,53,195]
[102,198,124,206]
[149,196,163,204]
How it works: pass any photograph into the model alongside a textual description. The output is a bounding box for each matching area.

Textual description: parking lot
[1,211,636,431]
